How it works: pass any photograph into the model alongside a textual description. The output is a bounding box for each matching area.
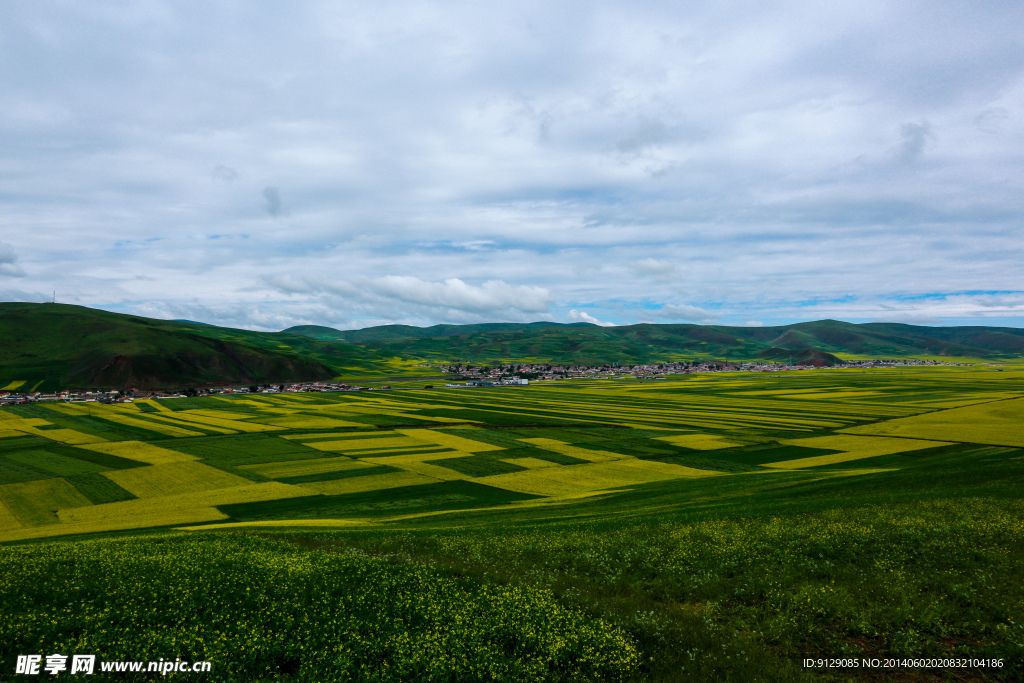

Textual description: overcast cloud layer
[2,1,1022,330]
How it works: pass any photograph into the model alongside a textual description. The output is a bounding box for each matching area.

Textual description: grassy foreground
[1,367,1022,680]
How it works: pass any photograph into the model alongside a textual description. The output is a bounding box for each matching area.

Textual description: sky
[2,1,1023,331]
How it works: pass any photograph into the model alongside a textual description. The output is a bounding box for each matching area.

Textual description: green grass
[6,449,112,476]
[64,472,138,504]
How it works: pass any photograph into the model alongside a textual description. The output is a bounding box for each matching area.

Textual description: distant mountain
[284,318,1024,365]
[0,303,388,391]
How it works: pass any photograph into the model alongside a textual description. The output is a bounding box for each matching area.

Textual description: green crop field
[1,365,1023,680]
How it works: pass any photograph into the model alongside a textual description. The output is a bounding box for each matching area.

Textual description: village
[0,357,977,406]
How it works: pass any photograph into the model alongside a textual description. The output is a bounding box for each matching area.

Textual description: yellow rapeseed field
[78,440,197,465]
[484,458,718,497]
[506,457,559,469]
[764,435,951,469]
[0,499,21,531]
[242,455,371,479]
[145,410,284,433]
[73,408,204,437]
[303,436,425,453]
[398,429,504,452]
[517,438,622,462]
[840,397,1024,447]
[101,461,252,498]
[57,482,310,526]
[132,399,172,412]
[0,478,91,527]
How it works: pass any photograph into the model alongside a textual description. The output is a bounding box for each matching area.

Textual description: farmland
[1,365,1023,680]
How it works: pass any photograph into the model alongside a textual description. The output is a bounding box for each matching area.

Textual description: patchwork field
[1,365,1022,681]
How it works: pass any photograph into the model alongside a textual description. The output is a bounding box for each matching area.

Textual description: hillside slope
[286,319,1024,364]
[0,304,386,391]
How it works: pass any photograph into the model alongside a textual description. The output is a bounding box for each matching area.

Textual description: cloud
[262,186,283,217]
[371,276,551,313]
[615,119,672,155]
[655,304,717,324]
[568,309,615,326]
[1,2,1022,330]
[212,164,239,182]
[628,258,676,280]
[259,274,553,324]
[895,121,934,163]
[0,243,26,277]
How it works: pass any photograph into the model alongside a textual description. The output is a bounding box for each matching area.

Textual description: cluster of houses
[0,357,983,406]
[437,357,977,382]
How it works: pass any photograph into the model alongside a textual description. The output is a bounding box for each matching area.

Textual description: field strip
[133,399,173,412]
[0,507,232,542]
[7,450,110,475]
[181,409,261,420]
[258,416,365,429]
[0,499,23,532]
[87,411,205,437]
[505,457,559,469]
[137,411,268,432]
[360,450,465,465]
[0,429,25,438]
[146,411,284,433]
[302,436,425,452]
[57,482,311,524]
[654,434,749,450]
[839,396,1024,448]
[483,459,719,497]
[517,438,623,462]
[0,380,26,390]
[101,461,252,498]
[386,461,469,481]
[296,471,438,495]
[78,441,197,464]
[7,425,107,444]
[279,430,380,440]
[241,456,370,479]
[397,429,504,452]
[763,436,952,469]
[0,478,93,526]
[175,518,372,531]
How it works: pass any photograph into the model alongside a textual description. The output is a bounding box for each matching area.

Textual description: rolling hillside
[0,303,390,391]
[3,303,1023,392]
[285,319,1024,364]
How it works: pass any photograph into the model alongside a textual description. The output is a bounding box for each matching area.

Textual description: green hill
[285,318,1024,364]
[0,303,391,392]
[3,304,1023,392]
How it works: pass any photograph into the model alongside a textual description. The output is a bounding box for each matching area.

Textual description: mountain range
[2,302,1022,391]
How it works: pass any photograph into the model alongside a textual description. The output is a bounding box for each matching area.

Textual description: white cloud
[628,258,676,280]
[656,304,717,324]
[371,276,551,313]
[568,309,616,326]
[0,243,26,278]
[1,2,1022,329]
